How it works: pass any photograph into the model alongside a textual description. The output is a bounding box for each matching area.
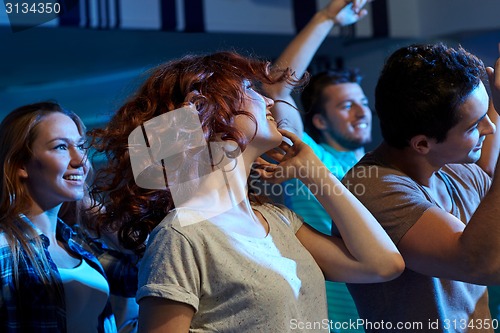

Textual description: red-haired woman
[90,51,403,333]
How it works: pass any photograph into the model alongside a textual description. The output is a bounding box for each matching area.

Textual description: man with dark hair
[342,43,500,332]
[301,68,370,150]
[282,67,372,235]
[265,0,372,331]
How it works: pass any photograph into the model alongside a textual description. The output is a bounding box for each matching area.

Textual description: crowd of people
[1,0,500,332]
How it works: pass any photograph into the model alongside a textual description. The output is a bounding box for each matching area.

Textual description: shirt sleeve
[136,219,201,311]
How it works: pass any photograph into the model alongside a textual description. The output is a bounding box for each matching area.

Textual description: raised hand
[322,0,372,26]
[253,129,324,183]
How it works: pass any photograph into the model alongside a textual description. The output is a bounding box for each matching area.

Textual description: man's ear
[409,135,431,155]
[18,166,28,179]
[312,114,328,131]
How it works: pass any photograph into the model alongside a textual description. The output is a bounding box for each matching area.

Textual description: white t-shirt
[137,203,328,332]
[59,259,110,333]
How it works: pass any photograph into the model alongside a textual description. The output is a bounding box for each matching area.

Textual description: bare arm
[397,54,500,285]
[138,297,194,333]
[477,55,500,176]
[256,130,404,283]
[294,171,404,283]
[398,190,500,285]
[476,102,499,176]
[264,0,371,136]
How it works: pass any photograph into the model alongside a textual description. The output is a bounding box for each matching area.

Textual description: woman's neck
[175,154,250,210]
[26,204,61,240]
[206,198,269,238]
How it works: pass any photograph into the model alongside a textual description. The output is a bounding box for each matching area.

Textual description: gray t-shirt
[137,203,328,332]
[343,153,492,333]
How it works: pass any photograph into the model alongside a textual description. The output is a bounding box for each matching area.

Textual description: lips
[474,138,485,151]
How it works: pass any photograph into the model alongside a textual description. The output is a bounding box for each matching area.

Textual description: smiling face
[234,80,282,155]
[20,112,89,211]
[314,82,372,151]
[430,82,495,165]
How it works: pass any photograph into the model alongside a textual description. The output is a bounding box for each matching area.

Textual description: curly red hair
[89,51,304,254]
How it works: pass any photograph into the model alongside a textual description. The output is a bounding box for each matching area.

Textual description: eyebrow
[46,137,85,145]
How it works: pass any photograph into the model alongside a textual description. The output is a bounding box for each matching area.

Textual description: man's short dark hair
[375,43,486,149]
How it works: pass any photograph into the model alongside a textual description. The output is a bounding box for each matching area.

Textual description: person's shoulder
[301,131,316,146]
[0,232,8,248]
[255,202,289,216]
[301,132,323,154]
[344,153,406,183]
[343,156,424,199]
[0,232,14,266]
[150,209,216,241]
[350,151,386,168]
[444,163,488,177]
[254,203,302,229]
[442,163,491,190]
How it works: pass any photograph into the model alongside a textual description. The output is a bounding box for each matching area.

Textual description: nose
[70,146,88,168]
[264,95,274,109]
[479,114,496,136]
[353,103,371,118]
